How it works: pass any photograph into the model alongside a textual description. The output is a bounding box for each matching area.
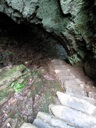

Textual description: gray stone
[57,91,96,116]
[64,92,96,105]
[49,104,96,128]
[20,123,38,128]
[33,118,56,128]
[34,112,76,128]
[60,0,84,16]
[64,79,85,96]
[0,64,26,87]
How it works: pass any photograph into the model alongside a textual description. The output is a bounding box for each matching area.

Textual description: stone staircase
[20,59,96,128]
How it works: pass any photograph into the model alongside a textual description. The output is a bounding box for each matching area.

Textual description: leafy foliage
[11,82,26,92]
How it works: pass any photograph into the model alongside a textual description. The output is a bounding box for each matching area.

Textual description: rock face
[0,0,96,78]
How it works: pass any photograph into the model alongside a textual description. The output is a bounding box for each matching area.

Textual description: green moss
[31,79,44,97]
[0,65,26,87]
[0,89,7,102]
[0,86,13,102]
[68,54,82,65]
[3,64,26,78]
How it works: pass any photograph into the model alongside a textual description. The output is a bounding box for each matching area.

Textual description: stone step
[33,112,76,128]
[20,123,38,128]
[56,74,76,81]
[55,71,71,76]
[57,91,96,116]
[33,118,56,128]
[52,60,86,96]
[54,67,71,73]
[63,92,96,105]
[54,66,71,74]
[51,59,64,66]
[64,79,86,96]
[49,104,96,128]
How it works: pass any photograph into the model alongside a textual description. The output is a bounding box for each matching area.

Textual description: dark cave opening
[0,12,67,69]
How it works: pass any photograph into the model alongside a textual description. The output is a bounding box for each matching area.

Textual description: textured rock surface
[0,0,96,78]
[49,104,96,128]
[33,112,76,128]
[20,123,38,128]
[57,91,96,116]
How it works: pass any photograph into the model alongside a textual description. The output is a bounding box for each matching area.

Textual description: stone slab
[49,104,96,128]
[34,112,75,128]
[20,123,38,128]
[57,91,96,116]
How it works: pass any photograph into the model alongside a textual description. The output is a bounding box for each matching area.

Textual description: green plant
[11,82,26,92]
[31,70,37,76]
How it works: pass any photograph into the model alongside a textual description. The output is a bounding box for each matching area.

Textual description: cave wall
[0,0,96,79]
